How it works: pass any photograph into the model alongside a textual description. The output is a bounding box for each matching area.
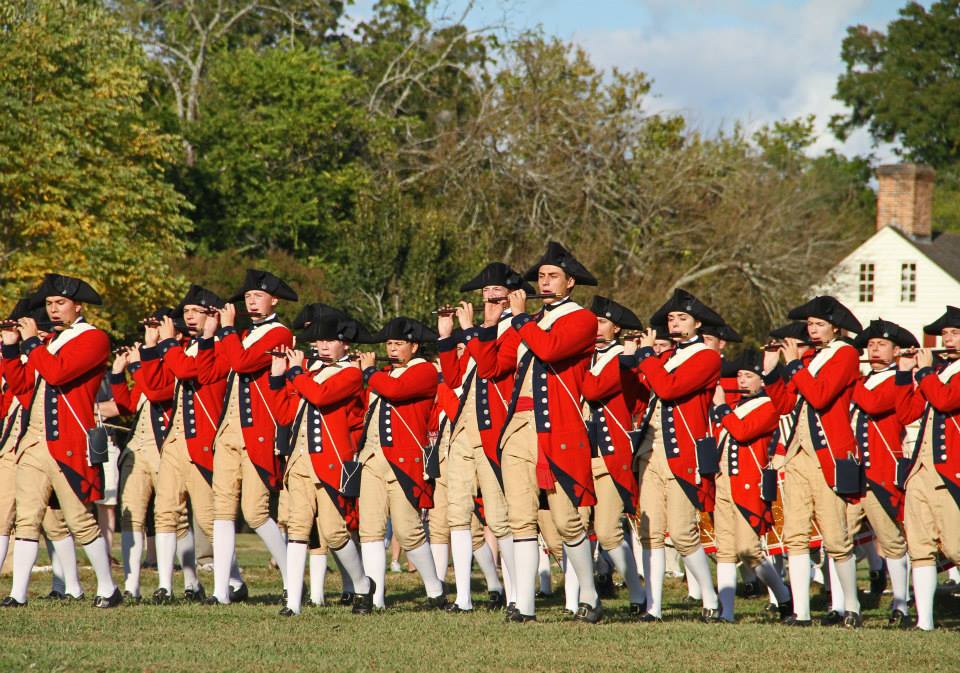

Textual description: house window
[900,262,917,303]
[858,263,875,303]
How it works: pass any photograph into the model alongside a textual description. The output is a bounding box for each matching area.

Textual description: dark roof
[888,226,960,283]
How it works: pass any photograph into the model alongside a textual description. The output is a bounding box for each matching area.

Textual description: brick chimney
[876,163,935,240]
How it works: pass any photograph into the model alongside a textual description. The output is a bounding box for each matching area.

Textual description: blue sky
[348,1,926,158]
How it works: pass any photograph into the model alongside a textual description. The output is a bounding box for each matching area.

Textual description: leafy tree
[833,0,960,167]
[0,0,191,337]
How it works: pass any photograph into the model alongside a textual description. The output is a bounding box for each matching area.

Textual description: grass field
[1,534,958,673]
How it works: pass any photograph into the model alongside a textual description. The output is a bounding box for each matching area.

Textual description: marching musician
[763,296,864,628]
[711,349,792,622]
[621,288,722,622]
[266,312,374,616]
[203,269,297,604]
[356,317,445,609]
[1,274,119,608]
[896,306,960,631]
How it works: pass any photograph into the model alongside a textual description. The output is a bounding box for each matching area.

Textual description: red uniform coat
[267,361,363,493]
[763,340,859,489]
[110,363,174,451]
[438,315,515,483]
[201,320,293,489]
[581,343,647,513]
[498,301,598,507]
[909,359,960,507]
[624,339,721,511]
[713,393,779,535]
[4,323,109,503]
[851,367,923,520]
[145,337,227,482]
[362,359,439,509]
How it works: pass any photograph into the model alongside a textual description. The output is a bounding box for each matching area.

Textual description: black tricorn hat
[589,295,642,329]
[768,321,809,342]
[228,269,298,303]
[853,319,919,349]
[651,323,671,341]
[371,317,438,344]
[650,289,724,328]
[460,262,534,293]
[301,314,373,344]
[729,348,764,375]
[292,302,346,331]
[6,297,32,321]
[787,296,862,334]
[8,296,56,332]
[175,284,224,312]
[924,306,960,335]
[700,322,743,343]
[523,241,598,286]
[29,274,102,308]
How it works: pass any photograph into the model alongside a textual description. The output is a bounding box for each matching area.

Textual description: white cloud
[572,0,899,158]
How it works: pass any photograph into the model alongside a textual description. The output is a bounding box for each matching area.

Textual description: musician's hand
[782,338,800,363]
[128,344,142,364]
[457,301,474,331]
[17,317,38,341]
[158,315,176,341]
[144,324,160,347]
[897,352,917,371]
[1,324,20,345]
[482,297,503,327]
[111,350,129,374]
[763,346,781,374]
[437,309,454,339]
[201,311,220,339]
[219,303,236,328]
[271,350,288,376]
[359,352,377,370]
[507,289,526,317]
[639,327,656,350]
[712,383,725,407]
[917,348,934,369]
[287,349,305,369]
[622,338,638,356]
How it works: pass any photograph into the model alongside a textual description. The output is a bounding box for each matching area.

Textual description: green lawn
[0,534,957,673]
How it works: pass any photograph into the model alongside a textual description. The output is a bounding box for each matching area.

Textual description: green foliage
[182,46,377,255]
[833,0,960,167]
[0,0,191,337]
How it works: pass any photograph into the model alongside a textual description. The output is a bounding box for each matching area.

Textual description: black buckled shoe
[820,610,844,626]
[423,593,448,610]
[486,590,505,611]
[228,582,248,603]
[738,580,761,598]
[445,603,473,613]
[639,612,662,623]
[629,601,647,617]
[183,585,206,603]
[504,602,518,621]
[764,602,779,615]
[93,588,123,609]
[153,588,173,605]
[203,596,224,606]
[1,596,26,608]
[887,609,909,628]
[122,591,141,604]
[352,578,376,615]
[869,568,887,595]
[574,602,603,624]
[278,606,297,617]
[507,610,536,623]
[43,590,66,600]
[782,614,812,627]
[338,591,355,606]
[776,600,794,621]
[700,607,723,623]
[843,611,863,629]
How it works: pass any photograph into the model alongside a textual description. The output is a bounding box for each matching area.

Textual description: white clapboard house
[825,163,960,347]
